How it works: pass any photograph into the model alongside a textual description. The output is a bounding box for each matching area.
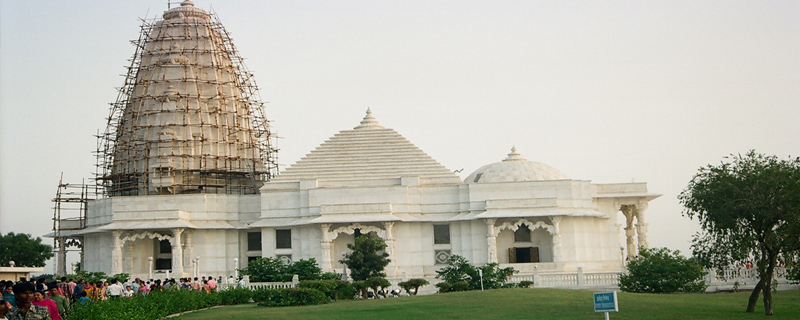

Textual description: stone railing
[505,267,797,292]
[217,275,299,291]
[508,268,620,289]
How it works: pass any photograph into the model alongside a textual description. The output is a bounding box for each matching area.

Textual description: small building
[0,267,45,282]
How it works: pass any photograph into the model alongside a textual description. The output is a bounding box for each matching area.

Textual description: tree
[619,247,707,293]
[398,278,429,295]
[0,232,54,267]
[679,151,800,315]
[340,233,390,281]
[435,255,517,292]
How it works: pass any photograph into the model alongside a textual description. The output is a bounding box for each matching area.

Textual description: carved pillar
[183,231,193,270]
[485,219,497,263]
[550,216,562,262]
[635,202,649,249]
[111,231,123,275]
[383,222,397,278]
[319,224,333,272]
[620,205,637,259]
[171,228,185,277]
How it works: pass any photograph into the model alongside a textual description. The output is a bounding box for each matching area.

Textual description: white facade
[79,109,658,281]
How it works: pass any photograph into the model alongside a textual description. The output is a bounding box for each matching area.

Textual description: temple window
[434,225,451,244]
[276,229,292,249]
[514,225,531,242]
[247,232,262,251]
[159,239,172,253]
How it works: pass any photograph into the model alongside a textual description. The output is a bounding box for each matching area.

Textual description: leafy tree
[0,232,54,267]
[435,255,517,292]
[398,278,429,295]
[366,276,391,299]
[679,151,800,315]
[340,233,390,281]
[619,247,707,293]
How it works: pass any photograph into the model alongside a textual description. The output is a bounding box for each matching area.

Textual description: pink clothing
[33,298,62,320]
[208,279,217,290]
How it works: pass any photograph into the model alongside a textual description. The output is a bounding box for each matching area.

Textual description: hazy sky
[1,1,798,272]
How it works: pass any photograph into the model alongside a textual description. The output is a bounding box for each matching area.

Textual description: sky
[1,0,798,273]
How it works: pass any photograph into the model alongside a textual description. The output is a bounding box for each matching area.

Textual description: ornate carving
[494,219,555,236]
[119,231,173,244]
[328,223,387,240]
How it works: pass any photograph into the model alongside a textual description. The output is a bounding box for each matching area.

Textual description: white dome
[465,147,568,183]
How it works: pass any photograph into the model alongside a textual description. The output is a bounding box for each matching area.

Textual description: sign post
[593,291,618,320]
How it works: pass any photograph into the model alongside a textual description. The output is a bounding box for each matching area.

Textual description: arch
[120,231,173,244]
[328,223,387,240]
[494,218,555,236]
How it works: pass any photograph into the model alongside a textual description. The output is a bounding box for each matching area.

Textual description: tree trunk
[746,279,762,313]
[762,253,778,316]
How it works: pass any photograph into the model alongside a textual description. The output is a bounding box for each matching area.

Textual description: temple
[52,1,659,285]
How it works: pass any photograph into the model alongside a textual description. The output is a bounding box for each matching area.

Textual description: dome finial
[503,146,526,162]
[181,0,195,7]
[355,107,383,129]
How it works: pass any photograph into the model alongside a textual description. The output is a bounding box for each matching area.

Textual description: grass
[176,288,800,320]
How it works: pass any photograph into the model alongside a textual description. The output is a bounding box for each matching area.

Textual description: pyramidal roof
[272,109,461,183]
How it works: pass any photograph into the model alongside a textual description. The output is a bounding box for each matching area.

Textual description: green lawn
[176,289,800,320]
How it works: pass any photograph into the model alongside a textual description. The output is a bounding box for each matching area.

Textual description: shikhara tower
[97,0,277,197]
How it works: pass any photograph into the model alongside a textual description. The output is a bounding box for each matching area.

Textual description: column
[550,216,562,262]
[111,231,123,275]
[57,237,67,276]
[635,202,649,249]
[171,228,185,277]
[183,231,193,271]
[383,222,397,278]
[319,224,333,272]
[485,219,497,263]
[620,205,636,259]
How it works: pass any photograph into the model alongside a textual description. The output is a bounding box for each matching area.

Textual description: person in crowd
[139,281,149,296]
[31,291,60,320]
[6,282,51,320]
[207,276,217,292]
[123,286,134,298]
[236,277,245,288]
[56,278,70,300]
[82,282,94,301]
[66,280,75,301]
[130,278,140,295]
[46,288,68,319]
[71,280,83,304]
[191,278,201,291]
[202,280,210,294]
[0,298,9,320]
[77,291,91,305]
[106,279,123,299]
[2,287,15,309]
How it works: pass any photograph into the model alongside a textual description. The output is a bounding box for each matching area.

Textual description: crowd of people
[0,275,234,320]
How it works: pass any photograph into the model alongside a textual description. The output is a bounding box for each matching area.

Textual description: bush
[66,289,219,320]
[251,286,279,303]
[619,247,707,293]
[258,288,330,307]
[518,280,534,288]
[500,283,517,289]
[435,282,451,293]
[218,287,253,305]
[435,255,517,292]
[351,280,368,299]
[298,280,335,299]
[241,257,327,282]
[398,278,429,295]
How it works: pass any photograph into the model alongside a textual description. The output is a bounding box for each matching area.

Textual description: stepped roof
[272,109,461,183]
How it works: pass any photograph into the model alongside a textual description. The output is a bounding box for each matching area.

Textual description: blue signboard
[593,291,619,312]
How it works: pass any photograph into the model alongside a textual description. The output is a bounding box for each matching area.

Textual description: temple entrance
[509,247,539,263]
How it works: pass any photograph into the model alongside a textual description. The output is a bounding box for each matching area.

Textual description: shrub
[298,280,335,299]
[451,281,469,291]
[258,288,330,307]
[500,283,517,288]
[341,233,391,280]
[218,287,253,305]
[251,286,279,303]
[435,282,451,293]
[435,255,517,292]
[66,289,219,320]
[351,280,368,299]
[241,257,327,282]
[518,280,534,288]
[398,278,429,295]
[619,247,707,293]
